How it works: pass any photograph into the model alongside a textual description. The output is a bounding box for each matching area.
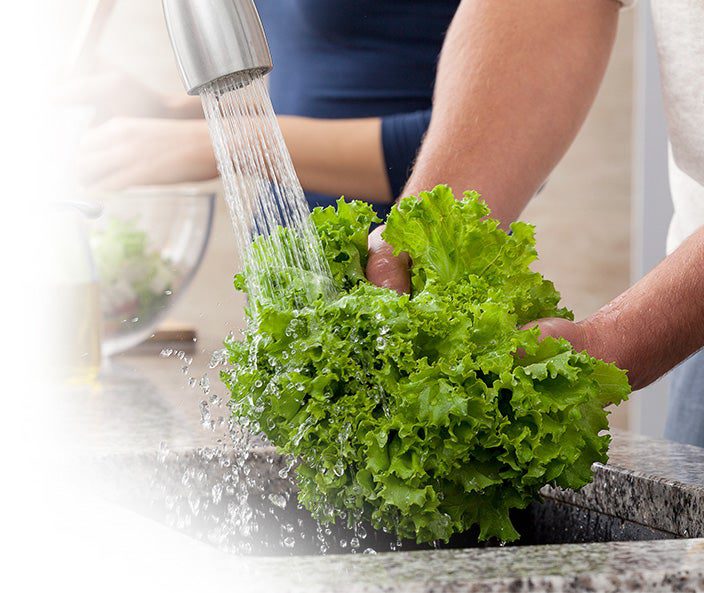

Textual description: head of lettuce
[223,185,630,544]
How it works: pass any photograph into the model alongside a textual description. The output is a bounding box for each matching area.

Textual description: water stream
[151,72,346,554]
[200,71,334,310]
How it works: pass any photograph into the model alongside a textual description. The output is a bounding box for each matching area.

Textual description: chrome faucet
[162,0,273,95]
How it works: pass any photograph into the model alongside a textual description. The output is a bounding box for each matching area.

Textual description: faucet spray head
[162,0,273,95]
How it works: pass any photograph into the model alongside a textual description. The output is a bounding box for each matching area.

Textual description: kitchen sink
[93,440,689,557]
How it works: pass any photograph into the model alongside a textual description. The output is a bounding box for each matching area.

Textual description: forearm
[404,0,619,224]
[159,95,394,200]
[141,112,391,199]
[279,116,393,203]
[580,227,704,390]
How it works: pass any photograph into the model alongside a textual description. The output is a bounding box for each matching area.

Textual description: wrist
[191,121,218,179]
[163,94,202,119]
[159,94,179,118]
[578,311,618,362]
[578,308,637,387]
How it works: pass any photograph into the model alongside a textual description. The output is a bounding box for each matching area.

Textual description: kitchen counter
[60,349,704,592]
[214,539,704,593]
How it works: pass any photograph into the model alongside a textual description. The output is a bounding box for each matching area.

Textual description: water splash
[148,74,392,556]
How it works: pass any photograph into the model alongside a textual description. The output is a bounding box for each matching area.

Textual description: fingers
[522,317,589,353]
[366,225,411,295]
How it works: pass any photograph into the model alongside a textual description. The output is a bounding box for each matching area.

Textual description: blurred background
[48,1,673,436]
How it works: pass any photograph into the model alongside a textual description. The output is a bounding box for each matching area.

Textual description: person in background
[65,0,460,218]
[365,0,704,447]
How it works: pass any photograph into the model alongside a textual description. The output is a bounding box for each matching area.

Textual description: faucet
[162,0,273,95]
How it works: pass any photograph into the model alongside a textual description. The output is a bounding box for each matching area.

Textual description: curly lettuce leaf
[224,186,630,544]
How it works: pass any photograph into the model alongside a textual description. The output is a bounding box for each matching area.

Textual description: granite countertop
[58,349,704,593]
[218,539,704,593]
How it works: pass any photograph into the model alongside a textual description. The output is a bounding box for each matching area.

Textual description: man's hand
[76,118,217,190]
[367,226,704,393]
[523,318,594,357]
[524,226,704,391]
[366,225,411,294]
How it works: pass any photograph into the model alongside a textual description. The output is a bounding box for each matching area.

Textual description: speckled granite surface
[232,539,704,593]
[543,431,704,539]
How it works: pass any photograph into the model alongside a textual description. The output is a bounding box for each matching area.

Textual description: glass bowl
[89,187,216,356]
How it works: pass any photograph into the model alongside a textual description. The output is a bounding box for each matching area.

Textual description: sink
[93,436,695,557]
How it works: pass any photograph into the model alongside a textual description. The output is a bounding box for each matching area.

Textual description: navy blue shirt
[257,0,459,216]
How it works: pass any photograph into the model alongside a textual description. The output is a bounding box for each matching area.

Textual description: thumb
[366,225,411,295]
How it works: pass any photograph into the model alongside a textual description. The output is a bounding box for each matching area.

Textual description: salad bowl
[90,187,215,356]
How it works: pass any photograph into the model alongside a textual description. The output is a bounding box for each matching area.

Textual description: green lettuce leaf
[223,186,630,544]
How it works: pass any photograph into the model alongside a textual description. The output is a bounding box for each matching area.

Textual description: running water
[150,72,375,555]
[200,72,334,309]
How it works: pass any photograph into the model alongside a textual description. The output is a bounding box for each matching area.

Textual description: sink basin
[93,438,697,557]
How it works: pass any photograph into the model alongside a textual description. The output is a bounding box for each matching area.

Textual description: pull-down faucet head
[162,0,273,95]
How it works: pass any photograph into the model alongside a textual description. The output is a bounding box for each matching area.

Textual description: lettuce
[223,186,630,543]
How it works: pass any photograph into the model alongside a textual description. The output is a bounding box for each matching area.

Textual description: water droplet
[268,493,287,509]
[199,375,211,393]
[209,349,227,368]
[188,494,201,516]
[278,459,296,479]
[157,441,169,463]
[283,537,295,549]
[363,548,377,555]
[199,401,212,428]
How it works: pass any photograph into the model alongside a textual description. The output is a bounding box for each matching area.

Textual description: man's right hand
[366,225,411,294]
